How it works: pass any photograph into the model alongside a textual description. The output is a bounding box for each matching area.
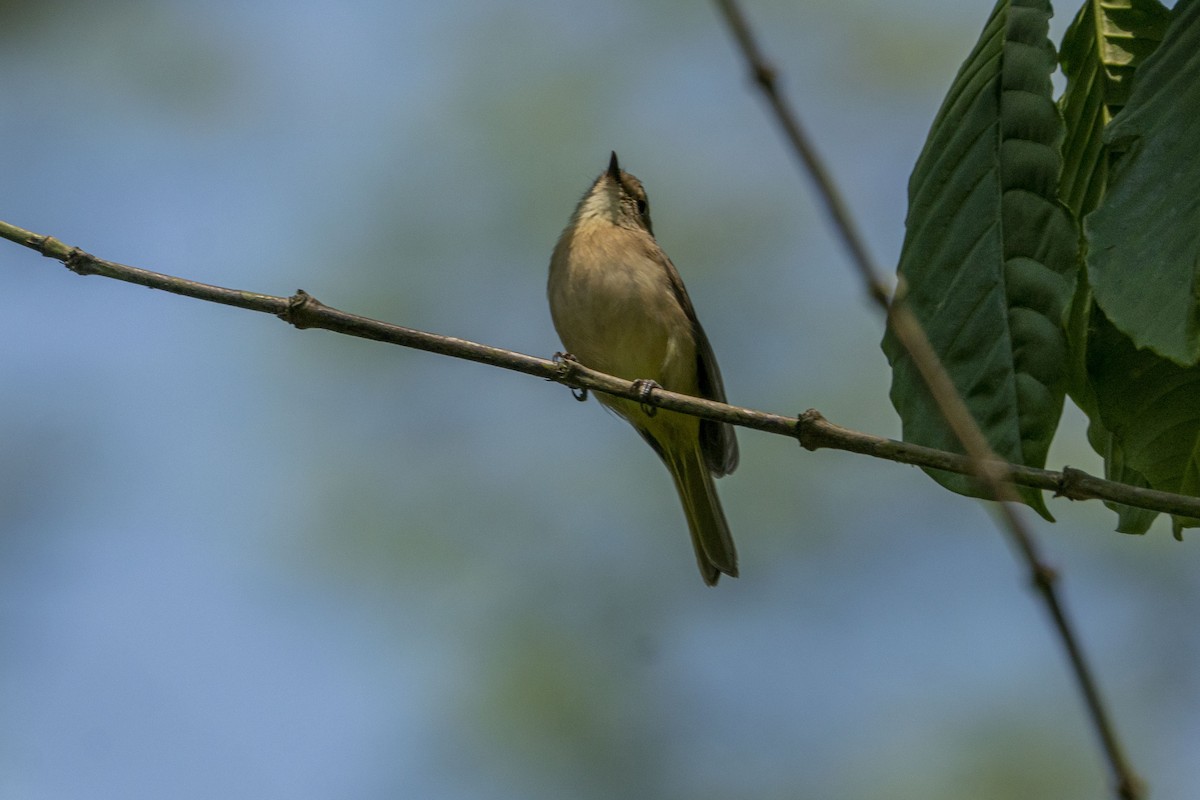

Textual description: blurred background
[1,1,1195,798]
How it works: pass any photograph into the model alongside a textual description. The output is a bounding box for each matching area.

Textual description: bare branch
[3,217,1199,532]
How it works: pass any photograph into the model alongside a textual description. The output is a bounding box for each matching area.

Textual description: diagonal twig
[712,1,1141,797]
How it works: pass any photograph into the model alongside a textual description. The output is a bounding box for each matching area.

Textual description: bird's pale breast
[549,223,698,395]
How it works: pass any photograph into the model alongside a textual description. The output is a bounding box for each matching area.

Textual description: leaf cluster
[884,0,1198,535]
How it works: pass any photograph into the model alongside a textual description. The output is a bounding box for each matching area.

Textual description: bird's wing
[645,241,740,477]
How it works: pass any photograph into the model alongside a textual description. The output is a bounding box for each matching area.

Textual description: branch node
[868,279,892,310]
[1032,562,1059,593]
[280,289,323,329]
[1118,774,1146,800]
[1057,466,1085,500]
[795,408,825,451]
[753,62,776,90]
[63,247,95,276]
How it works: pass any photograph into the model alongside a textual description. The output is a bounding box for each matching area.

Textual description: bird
[547,151,739,585]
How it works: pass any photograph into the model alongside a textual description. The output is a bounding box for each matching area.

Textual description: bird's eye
[636,198,648,216]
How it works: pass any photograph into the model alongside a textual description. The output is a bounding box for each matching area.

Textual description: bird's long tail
[667,446,738,586]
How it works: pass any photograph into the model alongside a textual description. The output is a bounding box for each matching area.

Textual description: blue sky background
[2,2,1197,798]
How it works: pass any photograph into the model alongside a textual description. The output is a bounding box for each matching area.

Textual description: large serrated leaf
[1085,0,1200,365]
[882,0,1077,519]
[1057,0,1171,531]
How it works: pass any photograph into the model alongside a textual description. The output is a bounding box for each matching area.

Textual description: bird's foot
[552,352,588,401]
[631,379,660,417]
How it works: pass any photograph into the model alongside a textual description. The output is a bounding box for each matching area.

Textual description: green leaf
[1058,0,1173,219]
[882,0,1077,519]
[1087,306,1200,533]
[1085,0,1200,365]
[1084,416,1159,534]
[1057,0,1171,531]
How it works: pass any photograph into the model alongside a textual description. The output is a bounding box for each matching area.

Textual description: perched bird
[547,152,739,585]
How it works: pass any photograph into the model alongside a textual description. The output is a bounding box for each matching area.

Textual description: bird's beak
[607,151,621,181]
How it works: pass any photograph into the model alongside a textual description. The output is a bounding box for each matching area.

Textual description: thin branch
[712,2,1142,798]
[4,216,1200,529]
